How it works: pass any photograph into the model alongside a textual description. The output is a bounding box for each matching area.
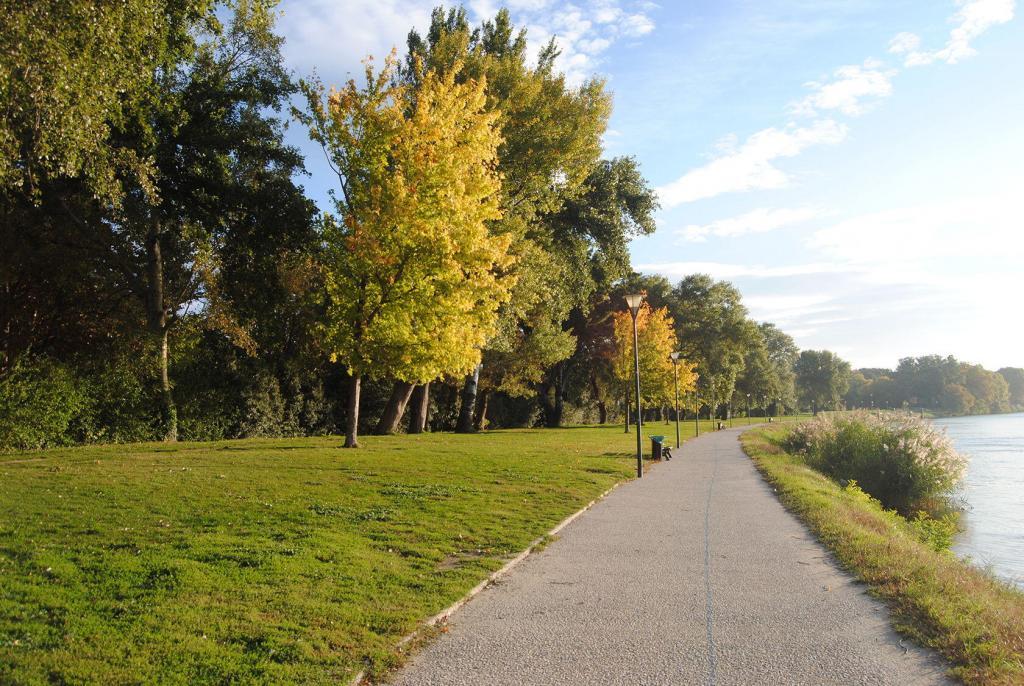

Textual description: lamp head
[670,351,680,363]
[624,293,644,317]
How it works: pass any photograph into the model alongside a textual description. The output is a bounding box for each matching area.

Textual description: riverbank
[742,425,1024,686]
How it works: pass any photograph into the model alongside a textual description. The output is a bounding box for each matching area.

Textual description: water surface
[934,413,1024,588]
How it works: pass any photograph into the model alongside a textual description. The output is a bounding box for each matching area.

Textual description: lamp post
[670,352,681,448]
[746,392,751,425]
[625,293,644,478]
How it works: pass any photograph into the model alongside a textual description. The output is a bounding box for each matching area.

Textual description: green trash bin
[650,435,665,460]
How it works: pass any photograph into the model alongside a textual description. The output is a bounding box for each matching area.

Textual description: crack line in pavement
[703,442,719,686]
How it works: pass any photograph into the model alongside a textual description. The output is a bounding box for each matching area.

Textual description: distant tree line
[846,357,1024,416]
[1,2,1016,451]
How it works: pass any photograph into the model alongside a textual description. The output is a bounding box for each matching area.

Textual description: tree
[671,275,753,418]
[962,364,1010,415]
[795,350,851,412]
[0,1,309,441]
[611,303,694,421]
[296,56,511,447]
[0,0,178,202]
[734,332,775,415]
[997,367,1024,409]
[403,7,612,431]
[893,355,962,409]
[941,384,975,415]
[758,322,798,411]
[111,0,306,441]
[537,157,658,427]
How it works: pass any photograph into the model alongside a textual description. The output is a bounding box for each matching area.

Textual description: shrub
[73,356,161,444]
[0,355,90,451]
[238,373,292,438]
[783,411,966,515]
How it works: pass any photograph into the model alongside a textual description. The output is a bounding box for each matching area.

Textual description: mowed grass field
[0,420,722,684]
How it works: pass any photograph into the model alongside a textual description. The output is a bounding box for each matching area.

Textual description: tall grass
[782,411,966,516]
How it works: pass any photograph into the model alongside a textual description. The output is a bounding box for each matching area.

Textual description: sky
[274,0,1024,371]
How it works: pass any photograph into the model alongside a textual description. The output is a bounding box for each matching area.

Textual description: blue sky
[275,0,1023,371]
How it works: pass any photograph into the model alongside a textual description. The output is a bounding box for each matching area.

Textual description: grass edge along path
[740,425,1024,686]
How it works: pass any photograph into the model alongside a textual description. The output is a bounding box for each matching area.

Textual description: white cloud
[790,61,896,117]
[622,13,656,37]
[634,261,852,280]
[676,206,822,243]
[656,120,848,207]
[278,0,658,87]
[278,0,434,75]
[520,2,658,84]
[655,1,1014,210]
[808,192,1024,264]
[743,294,841,326]
[890,0,1015,67]
[888,32,922,55]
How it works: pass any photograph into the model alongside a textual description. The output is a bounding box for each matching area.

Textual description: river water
[933,413,1024,588]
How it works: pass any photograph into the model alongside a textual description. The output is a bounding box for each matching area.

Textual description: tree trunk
[590,372,607,425]
[408,382,430,434]
[549,362,565,428]
[474,389,490,430]
[374,380,415,435]
[624,389,630,433]
[146,227,176,442]
[345,374,361,448]
[456,364,480,433]
[158,327,176,442]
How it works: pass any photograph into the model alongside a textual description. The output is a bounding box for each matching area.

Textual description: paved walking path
[390,427,951,685]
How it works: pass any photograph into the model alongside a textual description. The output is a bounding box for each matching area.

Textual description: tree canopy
[297,56,511,446]
[2,1,1018,453]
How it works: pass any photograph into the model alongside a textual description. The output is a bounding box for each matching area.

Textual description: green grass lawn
[0,420,723,684]
[742,425,1024,686]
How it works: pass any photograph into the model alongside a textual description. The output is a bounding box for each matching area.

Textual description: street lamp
[746,392,751,425]
[670,352,681,448]
[625,293,644,478]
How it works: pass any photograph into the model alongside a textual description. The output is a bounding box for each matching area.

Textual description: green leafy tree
[998,367,1024,409]
[795,349,852,412]
[962,364,1010,415]
[671,275,753,418]
[758,322,799,412]
[0,0,180,201]
[734,331,776,416]
[104,0,303,441]
[537,157,658,426]
[2,1,307,442]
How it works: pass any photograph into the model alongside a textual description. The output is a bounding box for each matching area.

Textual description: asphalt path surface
[389,426,952,685]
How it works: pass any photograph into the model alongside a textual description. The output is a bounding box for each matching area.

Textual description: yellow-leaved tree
[612,302,696,424]
[296,55,513,447]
